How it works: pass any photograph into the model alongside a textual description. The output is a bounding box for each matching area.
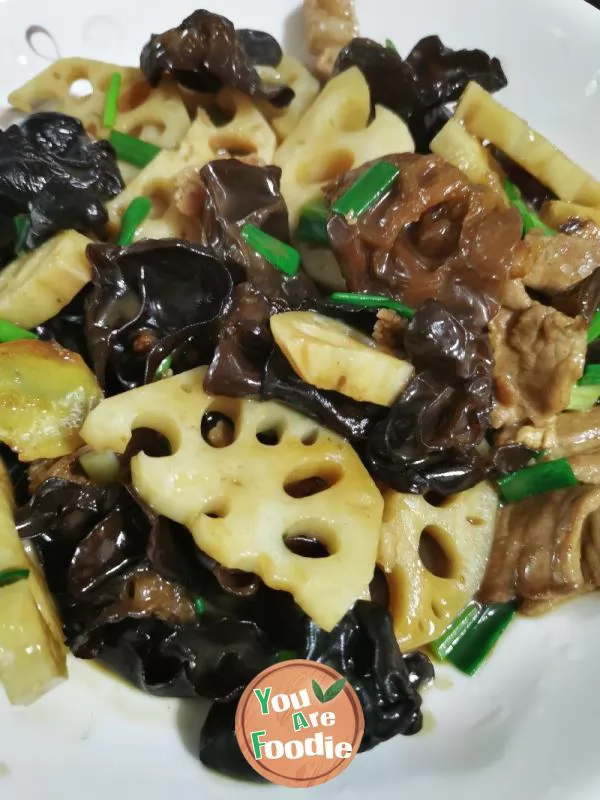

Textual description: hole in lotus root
[201,410,236,448]
[284,463,342,499]
[419,527,453,580]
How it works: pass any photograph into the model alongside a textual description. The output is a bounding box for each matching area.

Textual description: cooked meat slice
[520,231,600,294]
[490,302,587,428]
[552,408,600,457]
[303,0,359,79]
[478,486,600,610]
[570,452,600,485]
[496,419,559,452]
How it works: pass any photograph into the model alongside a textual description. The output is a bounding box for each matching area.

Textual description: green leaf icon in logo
[312,677,346,703]
[323,677,346,702]
[312,679,326,703]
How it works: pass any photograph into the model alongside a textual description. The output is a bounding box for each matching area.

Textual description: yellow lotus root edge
[9,57,191,148]
[454,81,600,208]
[379,482,498,650]
[81,367,383,631]
[0,230,92,328]
[255,56,320,142]
[106,88,277,241]
[274,67,415,227]
[540,200,600,230]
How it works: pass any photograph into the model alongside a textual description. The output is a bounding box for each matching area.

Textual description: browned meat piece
[552,408,600,457]
[303,0,359,79]
[372,308,406,350]
[490,302,586,428]
[478,486,600,611]
[570,453,600,485]
[520,231,600,295]
[324,153,524,320]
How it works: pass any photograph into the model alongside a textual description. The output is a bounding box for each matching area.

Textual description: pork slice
[490,302,587,428]
[478,486,600,608]
[521,231,600,294]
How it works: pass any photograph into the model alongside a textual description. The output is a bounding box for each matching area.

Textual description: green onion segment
[14,215,30,255]
[296,200,330,246]
[568,385,600,412]
[431,601,516,676]
[330,291,415,320]
[0,568,30,588]
[588,311,600,343]
[241,223,301,276]
[117,196,152,246]
[385,39,398,52]
[497,457,577,504]
[503,178,555,237]
[0,319,38,343]
[109,130,161,168]
[153,354,173,382]
[103,72,122,129]
[194,597,206,616]
[332,161,399,220]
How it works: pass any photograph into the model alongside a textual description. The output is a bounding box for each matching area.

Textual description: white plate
[1,1,600,799]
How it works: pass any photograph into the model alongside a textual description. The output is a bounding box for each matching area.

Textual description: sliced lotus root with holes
[255,56,320,143]
[9,57,190,148]
[274,67,414,227]
[106,88,277,241]
[81,367,382,631]
[379,483,498,650]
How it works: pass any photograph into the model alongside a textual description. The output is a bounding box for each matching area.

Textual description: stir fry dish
[2,0,600,782]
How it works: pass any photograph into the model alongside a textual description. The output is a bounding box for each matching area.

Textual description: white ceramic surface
[1,1,600,799]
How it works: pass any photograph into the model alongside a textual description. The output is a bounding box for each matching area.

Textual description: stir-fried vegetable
[431,601,516,675]
[497,458,578,503]
[330,292,415,319]
[0,339,102,460]
[503,178,555,236]
[0,461,67,705]
[102,71,122,129]
[109,129,161,168]
[0,319,37,342]
[240,223,301,276]
[296,200,329,245]
[332,161,399,218]
[117,196,152,246]
[588,311,600,343]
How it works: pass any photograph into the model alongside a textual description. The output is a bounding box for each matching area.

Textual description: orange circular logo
[235,659,364,788]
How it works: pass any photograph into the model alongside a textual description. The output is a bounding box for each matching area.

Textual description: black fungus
[140,10,293,107]
[199,601,434,779]
[262,347,386,442]
[237,29,283,67]
[194,160,316,397]
[551,266,600,323]
[365,300,533,495]
[0,112,123,248]
[85,239,234,393]
[333,36,507,152]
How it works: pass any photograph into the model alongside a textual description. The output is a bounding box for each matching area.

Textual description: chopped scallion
[330,291,415,320]
[568,385,600,412]
[153,354,173,381]
[241,223,300,276]
[497,457,577,504]
[431,601,516,676]
[504,178,555,237]
[588,311,600,343]
[0,319,38,343]
[385,39,398,52]
[578,364,600,386]
[109,130,161,168]
[14,215,30,254]
[0,568,30,588]
[103,72,122,129]
[332,161,399,220]
[296,200,330,246]
[194,597,206,616]
[117,196,152,246]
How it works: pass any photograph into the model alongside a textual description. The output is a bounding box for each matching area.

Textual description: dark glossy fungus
[196,160,316,397]
[0,112,123,248]
[140,10,294,107]
[551,266,600,323]
[333,36,507,151]
[85,238,234,393]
